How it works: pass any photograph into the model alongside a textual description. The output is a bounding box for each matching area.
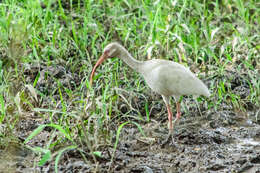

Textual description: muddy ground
[0,62,259,173]
[2,106,260,173]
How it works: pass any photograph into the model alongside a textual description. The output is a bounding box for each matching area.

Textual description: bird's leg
[162,102,181,146]
[173,102,181,125]
[161,103,175,146]
[161,95,177,146]
[167,104,173,132]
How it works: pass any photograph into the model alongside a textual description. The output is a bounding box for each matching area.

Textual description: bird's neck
[119,47,143,72]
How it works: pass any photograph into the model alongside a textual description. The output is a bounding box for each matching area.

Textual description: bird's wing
[141,60,209,97]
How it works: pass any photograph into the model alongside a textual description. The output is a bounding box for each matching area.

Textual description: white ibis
[90,42,210,138]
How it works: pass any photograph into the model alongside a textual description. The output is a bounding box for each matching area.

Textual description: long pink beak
[89,53,108,86]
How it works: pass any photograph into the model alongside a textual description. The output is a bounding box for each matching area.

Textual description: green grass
[0,0,259,171]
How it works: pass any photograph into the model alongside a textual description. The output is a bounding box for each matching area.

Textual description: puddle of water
[215,127,228,133]
[235,138,260,149]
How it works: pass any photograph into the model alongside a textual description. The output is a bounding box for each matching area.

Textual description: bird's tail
[201,83,210,97]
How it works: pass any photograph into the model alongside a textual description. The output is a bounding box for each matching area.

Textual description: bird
[90,42,210,142]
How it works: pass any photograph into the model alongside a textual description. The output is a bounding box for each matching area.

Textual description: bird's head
[103,42,121,58]
[89,42,121,86]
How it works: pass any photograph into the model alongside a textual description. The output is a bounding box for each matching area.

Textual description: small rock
[250,154,260,164]
[238,162,253,173]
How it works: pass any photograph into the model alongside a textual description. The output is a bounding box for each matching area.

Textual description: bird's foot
[161,133,171,146]
[160,130,176,147]
[173,118,179,125]
[173,112,181,124]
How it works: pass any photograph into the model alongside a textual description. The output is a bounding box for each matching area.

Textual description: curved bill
[89,53,108,86]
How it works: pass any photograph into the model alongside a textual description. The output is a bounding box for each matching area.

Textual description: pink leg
[162,103,177,145]
[166,104,173,131]
[161,98,182,145]
[174,102,181,123]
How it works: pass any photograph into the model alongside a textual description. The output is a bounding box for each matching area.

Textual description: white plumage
[90,42,210,134]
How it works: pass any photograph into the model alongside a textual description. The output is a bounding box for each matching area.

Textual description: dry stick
[195,99,203,117]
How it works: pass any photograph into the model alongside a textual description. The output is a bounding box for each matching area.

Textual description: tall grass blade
[55,145,77,173]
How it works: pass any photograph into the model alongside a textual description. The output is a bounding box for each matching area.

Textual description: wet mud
[2,109,260,172]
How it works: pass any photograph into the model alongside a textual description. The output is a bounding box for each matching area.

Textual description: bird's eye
[104,49,110,54]
[109,49,116,56]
